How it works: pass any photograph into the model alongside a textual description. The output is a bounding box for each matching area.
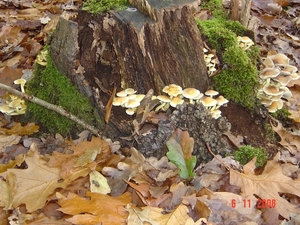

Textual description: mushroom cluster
[200,90,229,119]
[0,79,27,116]
[112,88,145,115]
[203,48,217,76]
[112,85,229,119]
[35,49,48,66]
[0,94,26,116]
[257,53,300,113]
[237,36,254,50]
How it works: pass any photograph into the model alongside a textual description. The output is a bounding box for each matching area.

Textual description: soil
[221,101,283,158]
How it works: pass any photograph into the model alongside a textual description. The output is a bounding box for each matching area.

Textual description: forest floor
[0,0,300,225]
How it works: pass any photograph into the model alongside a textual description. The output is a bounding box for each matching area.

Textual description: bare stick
[0,83,102,137]
[205,142,231,170]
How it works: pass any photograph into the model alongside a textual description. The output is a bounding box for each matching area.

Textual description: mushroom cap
[260,98,273,106]
[280,86,292,99]
[9,95,18,100]
[9,99,25,109]
[125,88,136,95]
[238,36,253,43]
[125,99,140,108]
[268,53,289,66]
[204,57,212,64]
[205,89,219,97]
[263,57,275,68]
[0,104,15,114]
[182,88,201,99]
[135,94,145,102]
[170,97,184,107]
[206,63,215,68]
[14,78,26,85]
[216,95,229,106]
[116,90,127,97]
[162,84,183,97]
[269,94,282,101]
[207,53,214,59]
[157,95,171,103]
[291,72,300,80]
[267,99,283,113]
[126,108,135,115]
[259,68,280,79]
[127,94,137,100]
[263,86,283,96]
[281,65,298,74]
[194,93,204,101]
[273,75,291,86]
[210,109,222,119]
[200,96,217,107]
[112,97,129,106]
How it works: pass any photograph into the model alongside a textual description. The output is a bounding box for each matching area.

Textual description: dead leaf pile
[0,126,299,224]
[251,0,300,66]
[0,0,300,224]
[0,0,81,95]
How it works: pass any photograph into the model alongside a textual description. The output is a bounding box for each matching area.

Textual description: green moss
[196,1,260,109]
[82,0,128,14]
[234,145,268,167]
[200,0,228,19]
[263,122,276,141]
[213,45,259,108]
[197,20,235,52]
[25,46,95,136]
[271,107,291,121]
[196,18,247,52]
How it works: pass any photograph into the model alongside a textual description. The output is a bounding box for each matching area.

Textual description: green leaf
[186,156,196,178]
[166,137,189,179]
[166,129,196,179]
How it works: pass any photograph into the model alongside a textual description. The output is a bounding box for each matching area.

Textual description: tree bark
[50,0,209,139]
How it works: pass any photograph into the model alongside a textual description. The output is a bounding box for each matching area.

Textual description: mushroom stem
[155,102,166,112]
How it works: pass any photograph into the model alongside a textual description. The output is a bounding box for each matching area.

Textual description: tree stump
[50,0,218,160]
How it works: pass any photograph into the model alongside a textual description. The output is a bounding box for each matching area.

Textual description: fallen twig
[0,83,102,137]
[205,142,231,170]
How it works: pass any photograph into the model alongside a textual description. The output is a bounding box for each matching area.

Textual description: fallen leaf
[0,179,13,210]
[138,156,178,183]
[223,131,244,148]
[270,119,300,154]
[0,144,90,212]
[0,134,21,153]
[166,129,196,179]
[126,181,171,207]
[230,153,300,219]
[58,192,131,225]
[126,203,191,225]
[0,122,39,135]
[89,170,111,194]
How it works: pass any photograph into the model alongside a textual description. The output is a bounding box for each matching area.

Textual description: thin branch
[205,142,231,170]
[0,83,102,137]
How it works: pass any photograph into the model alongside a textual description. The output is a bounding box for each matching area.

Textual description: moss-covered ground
[24,46,96,136]
[196,0,261,109]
